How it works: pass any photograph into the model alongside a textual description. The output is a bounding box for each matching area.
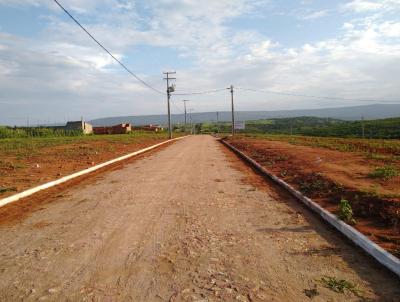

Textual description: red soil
[226,136,400,257]
[0,137,167,199]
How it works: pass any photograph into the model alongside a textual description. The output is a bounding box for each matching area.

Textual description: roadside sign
[235,121,245,130]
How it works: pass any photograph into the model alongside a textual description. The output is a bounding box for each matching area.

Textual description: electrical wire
[53,0,165,95]
[236,87,400,103]
[172,88,228,96]
[170,99,184,114]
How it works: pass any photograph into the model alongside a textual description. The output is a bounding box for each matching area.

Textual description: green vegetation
[199,122,223,134]
[198,116,400,139]
[231,133,400,158]
[0,126,84,139]
[0,186,17,194]
[338,199,356,225]
[318,276,360,296]
[299,178,327,195]
[0,131,169,159]
[368,166,399,181]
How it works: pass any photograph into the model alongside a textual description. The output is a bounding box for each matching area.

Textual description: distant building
[139,124,164,132]
[65,121,93,134]
[93,123,132,135]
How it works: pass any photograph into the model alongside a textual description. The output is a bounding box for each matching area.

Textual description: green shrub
[368,166,399,181]
[338,199,356,225]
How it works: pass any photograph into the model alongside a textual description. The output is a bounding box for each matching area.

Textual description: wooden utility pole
[183,100,189,131]
[163,72,176,139]
[230,85,235,136]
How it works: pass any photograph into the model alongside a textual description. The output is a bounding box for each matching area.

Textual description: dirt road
[0,135,398,301]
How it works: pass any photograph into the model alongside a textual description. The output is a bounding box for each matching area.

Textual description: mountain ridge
[90,104,400,126]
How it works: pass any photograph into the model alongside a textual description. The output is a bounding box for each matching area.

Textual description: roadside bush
[338,199,356,225]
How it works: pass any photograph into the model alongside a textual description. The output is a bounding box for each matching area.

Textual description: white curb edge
[221,139,400,278]
[0,136,189,209]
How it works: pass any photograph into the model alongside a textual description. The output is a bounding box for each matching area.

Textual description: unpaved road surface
[0,136,399,301]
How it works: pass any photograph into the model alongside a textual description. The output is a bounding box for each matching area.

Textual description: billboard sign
[234,121,246,130]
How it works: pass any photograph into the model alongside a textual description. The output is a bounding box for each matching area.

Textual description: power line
[170,99,184,114]
[172,88,228,96]
[53,0,165,95]
[236,87,400,103]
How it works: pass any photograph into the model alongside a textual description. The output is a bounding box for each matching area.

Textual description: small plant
[368,166,399,181]
[275,155,288,161]
[338,199,356,225]
[318,276,360,295]
[366,152,388,161]
[0,186,17,194]
[299,178,327,195]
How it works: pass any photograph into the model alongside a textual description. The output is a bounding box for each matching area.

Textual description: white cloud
[0,0,116,13]
[0,0,400,125]
[343,0,400,13]
[378,21,400,37]
[301,9,329,20]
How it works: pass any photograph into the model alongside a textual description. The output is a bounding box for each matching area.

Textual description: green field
[199,116,400,139]
[0,126,84,139]
[0,131,169,159]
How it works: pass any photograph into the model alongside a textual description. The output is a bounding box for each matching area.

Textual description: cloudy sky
[0,0,400,125]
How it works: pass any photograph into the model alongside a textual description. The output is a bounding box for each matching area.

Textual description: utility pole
[163,72,176,139]
[361,116,365,139]
[290,118,293,136]
[183,100,189,131]
[216,111,220,134]
[230,85,235,136]
[188,109,194,135]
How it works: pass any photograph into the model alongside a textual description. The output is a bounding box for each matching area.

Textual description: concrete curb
[221,139,400,278]
[0,136,189,209]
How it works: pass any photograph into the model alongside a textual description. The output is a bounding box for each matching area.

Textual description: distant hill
[90,104,400,126]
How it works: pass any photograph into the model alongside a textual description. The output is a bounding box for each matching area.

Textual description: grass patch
[299,179,327,195]
[0,186,17,194]
[232,133,400,159]
[368,166,399,181]
[318,276,360,295]
[0,161,26,170]
[0,131,169,159]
